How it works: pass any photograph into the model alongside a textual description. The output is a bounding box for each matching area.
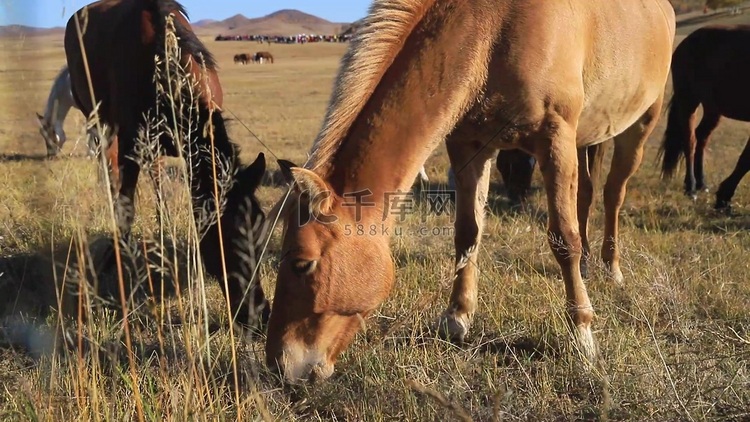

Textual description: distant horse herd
[233,51,274,64]
[216,34,351,44]
[28,0,750,386]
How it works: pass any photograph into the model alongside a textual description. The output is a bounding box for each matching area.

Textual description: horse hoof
[609,268,624,284]
[714,202,732,215]
[573,324,598,367]
[714,196,731,210]
[436,311,470,344]
[684,189,698,200]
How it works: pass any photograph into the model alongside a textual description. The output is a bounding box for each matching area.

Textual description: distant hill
[0,9,348,39]
[0,24,63,37]
[193,9,349,37]
[193,19,218,27]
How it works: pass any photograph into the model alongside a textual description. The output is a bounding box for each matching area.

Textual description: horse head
[265,159,395,384]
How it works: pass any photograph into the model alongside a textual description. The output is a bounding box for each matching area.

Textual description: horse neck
[44,71,75,127]
[322,8,492,222]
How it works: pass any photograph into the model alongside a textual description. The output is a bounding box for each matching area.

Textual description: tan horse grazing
[266,0,676,383]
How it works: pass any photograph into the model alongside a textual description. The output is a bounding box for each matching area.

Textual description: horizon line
[0,7,359,30]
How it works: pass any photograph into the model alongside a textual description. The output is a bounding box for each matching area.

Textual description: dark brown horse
[254,51,274,64]
[233,53,252,65]
[64,0,270,329]
[660,25,750,208]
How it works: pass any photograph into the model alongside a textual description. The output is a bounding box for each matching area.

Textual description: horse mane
[150,0,217,70]
[147,0,240,170]
[306,0,435,175]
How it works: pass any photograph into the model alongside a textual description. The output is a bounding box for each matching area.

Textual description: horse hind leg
[437,138,494,344]
[693,110,721,192]
[715,136,750,211]
[602,95,664,284]
[577,141,607,279]
[661,90,700,196]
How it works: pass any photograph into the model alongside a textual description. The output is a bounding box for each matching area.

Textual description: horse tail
[656,95,677,177]
[658,36,702,181]
[588,140,607,191]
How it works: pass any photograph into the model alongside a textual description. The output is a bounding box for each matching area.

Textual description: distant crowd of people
[214,34,353,44]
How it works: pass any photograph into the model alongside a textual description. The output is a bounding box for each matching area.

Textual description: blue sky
[0,0,371,28]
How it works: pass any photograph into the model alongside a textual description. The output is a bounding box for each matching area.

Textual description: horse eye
[291,259,317,276]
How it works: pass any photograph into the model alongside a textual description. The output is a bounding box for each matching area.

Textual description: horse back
[672,25,750,120]
[478,0,675,146]
[64,0,158,125]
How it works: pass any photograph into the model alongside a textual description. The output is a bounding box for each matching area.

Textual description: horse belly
[576,88,654,146]
[708,74,750,121]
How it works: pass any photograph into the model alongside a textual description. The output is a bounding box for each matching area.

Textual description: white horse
[36,66,108,157]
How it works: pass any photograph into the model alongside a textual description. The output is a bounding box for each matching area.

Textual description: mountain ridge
[0,9,351,38]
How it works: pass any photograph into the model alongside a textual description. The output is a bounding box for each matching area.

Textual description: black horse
[660,25,750,209]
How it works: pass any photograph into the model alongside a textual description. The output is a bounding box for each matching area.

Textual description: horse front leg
[437,138,494,343]
[536,114,596,363]
[113,132,139,239]
[715,136,750,211]
[96,131,138,281]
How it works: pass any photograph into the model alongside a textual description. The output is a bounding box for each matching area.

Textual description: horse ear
[274,159,333,217]
[277,159,297,184]
[237,152,266,192]
[35,113,44,124]
[288,167,333,214]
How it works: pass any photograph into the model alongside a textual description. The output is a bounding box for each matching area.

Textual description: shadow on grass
[0,153,51,162]
[624,198,750,234]
[370,316,562,365]
[0,233,280,398]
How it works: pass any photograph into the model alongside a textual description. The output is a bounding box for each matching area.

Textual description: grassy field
[1,10,750,422]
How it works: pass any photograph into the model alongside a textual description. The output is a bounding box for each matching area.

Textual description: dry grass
[1,12,750,421]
